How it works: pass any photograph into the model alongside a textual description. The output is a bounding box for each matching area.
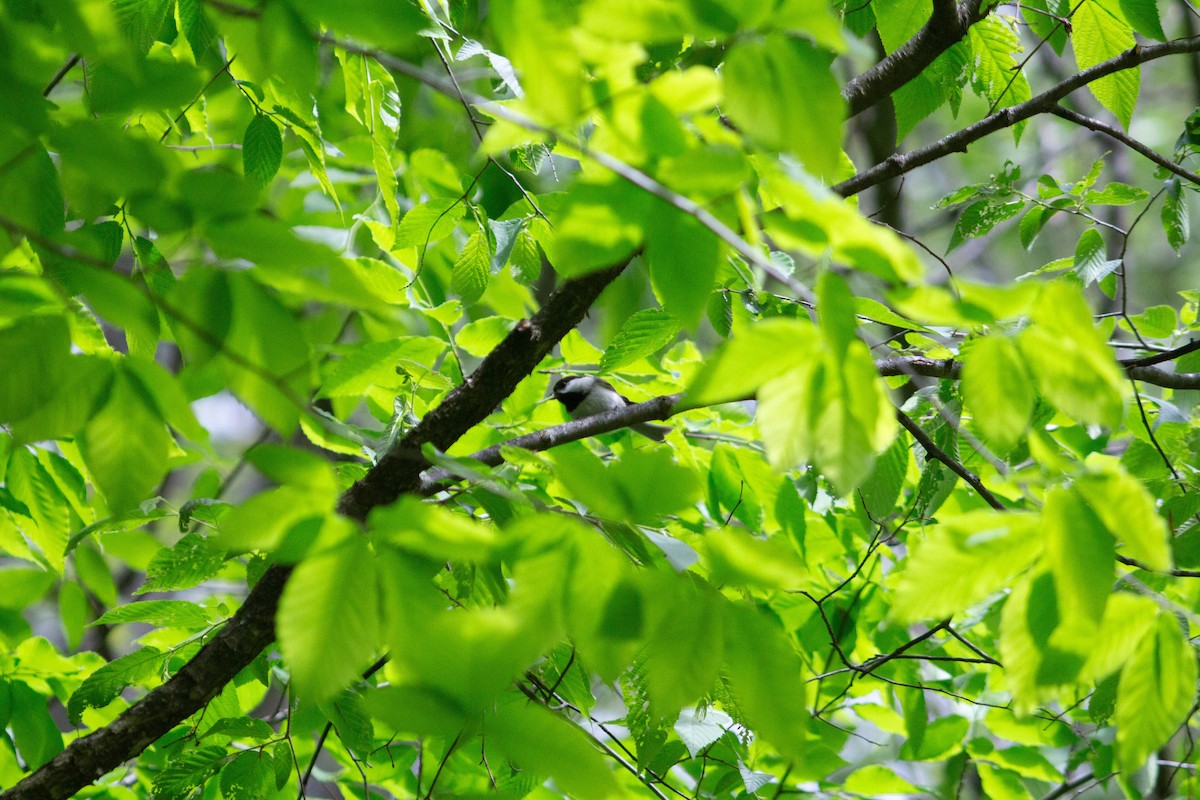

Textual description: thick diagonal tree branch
[835,36,1200,197]
[843,0,987,118]
[1,259,631,800]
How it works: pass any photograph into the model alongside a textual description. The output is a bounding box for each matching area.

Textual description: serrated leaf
[1074,469,1171,570]
[599,309,680,371]
[509,228,542,284]
[1115,614,1198,772]
[967,17,1031,140]
[723,34,844,177]
[1019,281,1125,427]
[394,198,465,249]
[486,699,622,800]
[1085,182,1150,205]
[178,0,216,58]
[1073,227,1120,286]
[80,370,172,514]
[1074,0,1139,129]
[68,647,166,723]
[1119,0,1165,40]
[220,750,271,800]
[277,536,381,704]
[962,335,1034,451]
[242,115,283,187]
[152,745,227,798]
[136,534,225,595]
[1162,177,1189,252]
[450,230,492,303]
[893,512,1042,622]
[1018,206,1051,250]
[92,600,210,629]
[948,199,1024,252]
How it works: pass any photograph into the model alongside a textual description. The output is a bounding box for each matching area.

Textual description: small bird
[551,375,670,441]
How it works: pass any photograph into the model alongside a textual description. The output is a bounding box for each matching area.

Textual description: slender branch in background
[43,54,80,97]
[896,410,1006,510]
[834,36,1200,197]
[1050,105,1200,187]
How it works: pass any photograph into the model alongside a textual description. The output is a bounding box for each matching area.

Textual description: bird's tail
[633,422,671,441]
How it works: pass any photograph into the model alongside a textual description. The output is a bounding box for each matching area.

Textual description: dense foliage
[1,0,1199,798]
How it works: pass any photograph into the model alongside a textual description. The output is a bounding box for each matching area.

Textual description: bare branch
[835,36,1200,197]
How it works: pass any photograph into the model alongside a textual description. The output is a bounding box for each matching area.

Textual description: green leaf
[758,338,896,495]
[893,511,1042,623]
[948,199,1025,252]
[136,533,225,595]
[450,230,493,304]
[1073,227,1121,285]
[1162,176,1189,252]
[177,0,216,58]
[277,535,381,704]
[967,17,1031,141]
[10,681,63,769]
[291,0,426,50]
[1043,487,1113,632]
[242,114,283,187]
[1018,281,1125,427]
[723,34,844,177]
[646,201,721,329]
[1085,182,1150,205]
[1081,593,1158,681]
[844,765,922,796]
[509,228,542,284]
[1118,0,1165,40]
[80,369,173,513]
[220,750,272,800]
[486,698,622,800]
[816,271,858,356]
[92,600,210,629]
[976,763,1030,800]
[545,179,647,276]
[59,581,89,650]
[859,429,910,519]
[643,582,723,715]
[1074,468,1171,570]
[683,318,818,407]
[554,447,700,524]
[599,309,680,371]
[394,198,465,249]
[1018,206,1051,250]
[68,646,166,723]
[1127,304,1176,338]
[152,745,227,798]
[1074,0,1139,129]
[0,315,72,428]
[1021,0,1069,54]
[706,526,809,590]
[169,269,311,434]
[722,605,808,759]
[1115,614,1198,772]
[962,335,1035,451]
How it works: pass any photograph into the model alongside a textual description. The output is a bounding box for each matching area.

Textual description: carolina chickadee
[551,375,670,441]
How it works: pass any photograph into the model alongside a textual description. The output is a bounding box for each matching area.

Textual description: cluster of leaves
[0,0,1198,799]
